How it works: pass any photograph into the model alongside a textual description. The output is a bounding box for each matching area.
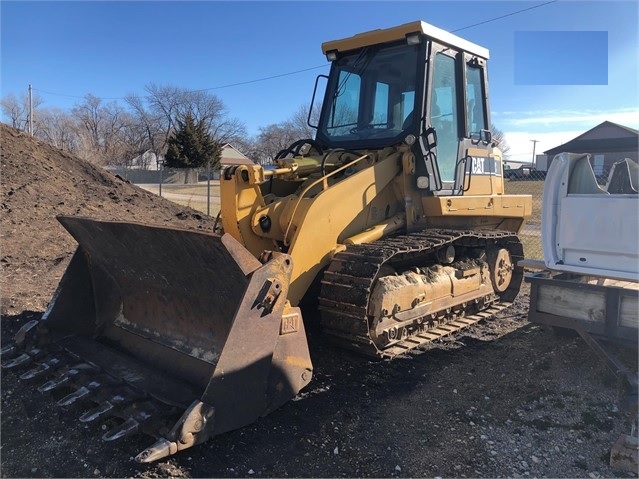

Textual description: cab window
[430,52,460,183]
[465,63,487,138]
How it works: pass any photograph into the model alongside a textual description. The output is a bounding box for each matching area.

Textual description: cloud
[503,130,587,164]
[494,107,639,129]
[495,107,639,164]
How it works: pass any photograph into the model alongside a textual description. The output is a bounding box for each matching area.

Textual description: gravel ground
[2,294,637,478]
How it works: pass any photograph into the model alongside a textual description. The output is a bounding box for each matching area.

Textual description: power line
[30,1,557,102]
[33,65,328,100]
[190,65,327,92]
[33,88,120,100]
[451,0,558,33]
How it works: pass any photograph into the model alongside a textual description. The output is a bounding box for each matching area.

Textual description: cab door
[458,53,502,195]
[427,45,498,196]
[428,48,461,188]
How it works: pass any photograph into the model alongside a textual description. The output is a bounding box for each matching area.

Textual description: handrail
[283,154,370,246]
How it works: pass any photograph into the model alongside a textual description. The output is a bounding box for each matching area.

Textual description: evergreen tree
[164,113,221,168]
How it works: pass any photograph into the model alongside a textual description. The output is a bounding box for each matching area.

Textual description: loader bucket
[2,216,313,462]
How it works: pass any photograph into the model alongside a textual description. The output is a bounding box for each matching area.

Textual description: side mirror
[423,126,438,150]
[308,75,328,129]
[480,129,492,145]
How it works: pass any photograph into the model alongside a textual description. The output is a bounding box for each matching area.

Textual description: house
[544,121,639,176]
[202,143,254,180]
[219,143,253,166]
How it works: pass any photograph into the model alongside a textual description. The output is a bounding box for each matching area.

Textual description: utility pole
[530,139,539,167]
[158,158,164,197]
[28,84,33,136]
[206,160,211,216]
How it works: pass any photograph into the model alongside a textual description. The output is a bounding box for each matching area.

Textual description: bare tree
[71,94,104,162]
[192,95,246,146]
[140,84,182,156]
[491,123,511,159]
[35,108,79,152]
[248,103,322,164]
[254,124,303,164]
[71,94,132,165]
[125,93,164,161]
[4,85,247,169]
[1,92,44,130]
[1,94,25,129]
[117,114,155,168]
[232,137,263,165]
[287,103,322,139]
[101,102,131,165]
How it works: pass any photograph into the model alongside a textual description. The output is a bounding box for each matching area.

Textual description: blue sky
[2,1,638,163]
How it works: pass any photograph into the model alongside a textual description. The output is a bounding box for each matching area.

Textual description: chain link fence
[504,165,620,260]
[504,170,546,260]
[109,166,209,185]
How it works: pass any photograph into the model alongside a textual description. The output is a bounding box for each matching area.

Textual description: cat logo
[471,156,498,175]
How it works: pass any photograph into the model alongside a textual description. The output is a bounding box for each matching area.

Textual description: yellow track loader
[2,21,531,462]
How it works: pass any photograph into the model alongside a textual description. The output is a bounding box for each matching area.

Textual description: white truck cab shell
[542,152,639,282]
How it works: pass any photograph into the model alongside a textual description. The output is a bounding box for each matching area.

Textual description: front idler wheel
[487,248,514,293]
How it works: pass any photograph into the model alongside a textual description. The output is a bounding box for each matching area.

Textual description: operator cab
[315,21,499,196]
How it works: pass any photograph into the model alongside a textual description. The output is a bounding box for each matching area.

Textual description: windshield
[318,43,420,147]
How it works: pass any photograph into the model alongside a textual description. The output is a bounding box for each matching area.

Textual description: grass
[504,179,544,259]
[168,198,221,217]
[161,182,221,196]
[504,178,545,196]
[504,179,544,226]
[138,182,221,217]
[519,235,543,260]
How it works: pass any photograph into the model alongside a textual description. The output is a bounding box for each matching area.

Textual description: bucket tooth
[20,357,63,380]
[38,375,70,393]
[38,367,80,393]
[2,347,43,368]
[102,417,140,441]
[135,400,216,463]
[78,386,142,423]
[79,401,114,423]
[0,344,17,359]
[135,438,176,463]
[2,352,32,369]
[13,319,39,347]
[37,362,100,393]
[57,382,99,407]
[58,386,91,406]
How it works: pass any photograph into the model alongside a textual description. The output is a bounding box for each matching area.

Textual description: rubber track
[318,229,524,358]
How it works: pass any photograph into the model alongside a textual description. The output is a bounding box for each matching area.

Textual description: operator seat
[402,102,441,131]
[402,111,415,130]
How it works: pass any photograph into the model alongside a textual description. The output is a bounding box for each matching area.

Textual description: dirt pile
[0,123,216,314]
